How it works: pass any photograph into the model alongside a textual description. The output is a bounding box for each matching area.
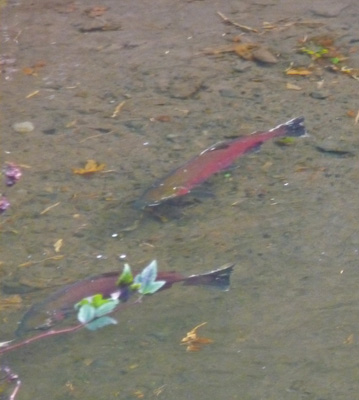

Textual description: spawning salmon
[16,263,234,336]
[135,117,306,208]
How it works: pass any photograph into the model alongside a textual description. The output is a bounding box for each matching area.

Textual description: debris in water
[0,196,10,214]
[181,322,213,352]
[72,160,105,175]
[12,121,34,133]
[4,163,22,187]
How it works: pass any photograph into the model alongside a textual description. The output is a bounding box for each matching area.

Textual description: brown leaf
[233,43,258,60]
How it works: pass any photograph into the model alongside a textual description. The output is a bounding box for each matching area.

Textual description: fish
[135,117,306,208]
[16,263,234,336]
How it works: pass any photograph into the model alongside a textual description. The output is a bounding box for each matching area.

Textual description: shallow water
[1,0,359,399]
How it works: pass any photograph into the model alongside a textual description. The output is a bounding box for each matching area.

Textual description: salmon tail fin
[282,116,307,137]
[183,263,234,291]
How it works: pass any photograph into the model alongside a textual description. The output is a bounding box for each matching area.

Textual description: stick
[0,323,84,355]
[217,11,259,33]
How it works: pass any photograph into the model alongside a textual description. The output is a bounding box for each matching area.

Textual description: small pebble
[12,121,34,133]
[232,60,252,73]
[310,91,329,100]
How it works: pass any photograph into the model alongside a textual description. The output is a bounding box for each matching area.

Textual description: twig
[0,324,84,355]
[355,109,359,125]
[39,202,60,215]
[111,100,126,118]
[0,366,21,400]
[217,11,259,33]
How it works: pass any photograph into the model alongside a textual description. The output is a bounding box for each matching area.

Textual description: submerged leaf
[72,159,105,175]
[180,322,213,352]
[286,67,312,76]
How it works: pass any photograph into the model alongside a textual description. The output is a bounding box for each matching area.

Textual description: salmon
[16,263,234,336]
[135,117,306,208]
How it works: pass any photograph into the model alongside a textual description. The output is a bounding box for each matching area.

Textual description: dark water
[1,0,359,399]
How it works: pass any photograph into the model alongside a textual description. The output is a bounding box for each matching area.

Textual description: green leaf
[78,304,96,324]
[138,280,166,295]
[330,57,340,64]
[94,300,119,318]
[134,260,167,295]
[117,263,134,286]
[91,294,109,308]
[75,298,91,309]
[85,316,118,331]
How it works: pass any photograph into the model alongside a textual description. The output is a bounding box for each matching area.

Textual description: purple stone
[0,196,10,214]
[4,163,22,187]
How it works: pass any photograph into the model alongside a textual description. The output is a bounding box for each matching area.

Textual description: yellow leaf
[72,160,105,175]
[54,238,63,253]
[0,295,22,311]
[180,322,213,351]
[286,67,312,76]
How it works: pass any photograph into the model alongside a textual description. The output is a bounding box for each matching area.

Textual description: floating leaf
[94,300,119,318]
[85,316,117,331]
[75,294,118,310]
[72,159,105,175]
[140,280,166,295]
[117,263,134,286]
[77,304,96,324]
[134,260,166,295]
[180,322,213,352]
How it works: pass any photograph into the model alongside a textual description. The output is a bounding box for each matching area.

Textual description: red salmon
[135,117,306,208]
[16,263,234,335]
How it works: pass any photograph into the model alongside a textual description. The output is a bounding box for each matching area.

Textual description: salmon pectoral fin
[183,263,234,291]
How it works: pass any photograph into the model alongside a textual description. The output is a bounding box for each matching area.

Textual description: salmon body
[16,264,234,336]
[135,117,306,208]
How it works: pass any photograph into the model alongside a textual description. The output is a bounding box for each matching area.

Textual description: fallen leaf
[344,333,354,344]
[286,67,312,76]
[181,322,213,352]
[0,295,22,311]
[72,159,105,175]
[54,238,63,253]
[233,43,258,60]
[133,390,144,399]
[22,61,46,76]
[286,82,302,90]
[154,115,172,122]
[346,110,356,118]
